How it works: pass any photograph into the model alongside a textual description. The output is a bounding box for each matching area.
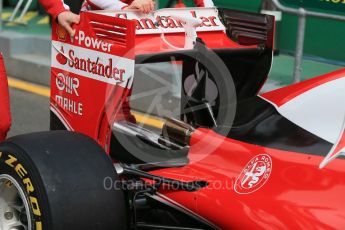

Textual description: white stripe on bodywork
[320,116,345,168]
[95,8,225,35]
[260,77,345,144]
[51,41,135,89]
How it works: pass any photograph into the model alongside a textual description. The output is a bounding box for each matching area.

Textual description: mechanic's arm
[87,0,155,14]
[38,0,80,37]
[193,0,214,7]
[124,0,155,13]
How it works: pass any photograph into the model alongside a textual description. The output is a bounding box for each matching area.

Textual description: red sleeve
[38,0,69,20]
[121,0,134,5]
[193,0,204,7]
[193,0,214,7]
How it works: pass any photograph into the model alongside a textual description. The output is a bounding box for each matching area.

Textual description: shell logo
[56,24,68,41]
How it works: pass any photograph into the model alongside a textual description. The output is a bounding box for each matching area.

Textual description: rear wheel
[0,131,127,230]
[0,174,32,230]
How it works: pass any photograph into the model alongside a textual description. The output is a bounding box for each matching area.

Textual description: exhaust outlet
[162,118,195,146]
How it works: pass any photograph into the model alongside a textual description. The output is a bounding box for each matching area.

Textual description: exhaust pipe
[0,53,11,141]
[162,118,195,146]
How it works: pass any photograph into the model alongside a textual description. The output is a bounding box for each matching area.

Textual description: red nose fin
[0,53,11,141]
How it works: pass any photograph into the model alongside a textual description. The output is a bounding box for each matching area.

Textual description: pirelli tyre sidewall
[0,131,127,230]
[0,147,48,230]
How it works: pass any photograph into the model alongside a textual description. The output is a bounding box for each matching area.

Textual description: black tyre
[0,131,127,230]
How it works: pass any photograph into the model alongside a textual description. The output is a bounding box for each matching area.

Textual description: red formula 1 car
[0,7,345,230]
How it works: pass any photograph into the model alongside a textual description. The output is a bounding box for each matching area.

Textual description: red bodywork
[153,127,345,229]
[0,54,11,141]
[153,73,345,229]
[49,9,345,229]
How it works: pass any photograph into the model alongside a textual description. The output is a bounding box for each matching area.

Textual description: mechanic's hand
[125,0,155,14]
[57,11,80,38]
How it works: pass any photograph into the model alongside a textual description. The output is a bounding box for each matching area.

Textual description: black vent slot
[218,8,274,48]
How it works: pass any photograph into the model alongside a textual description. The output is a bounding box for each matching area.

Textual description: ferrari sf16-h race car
[0,6,345,230]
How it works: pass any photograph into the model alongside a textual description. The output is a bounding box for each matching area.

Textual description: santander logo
[116,10,219,31]
[56,47,68,65]
[56,46,126,84]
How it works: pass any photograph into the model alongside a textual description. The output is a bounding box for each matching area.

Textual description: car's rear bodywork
[50,7,275,151]
[48,7,345,229]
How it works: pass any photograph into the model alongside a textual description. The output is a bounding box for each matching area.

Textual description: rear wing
[92,7,225,35]
[91,7,274,55]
